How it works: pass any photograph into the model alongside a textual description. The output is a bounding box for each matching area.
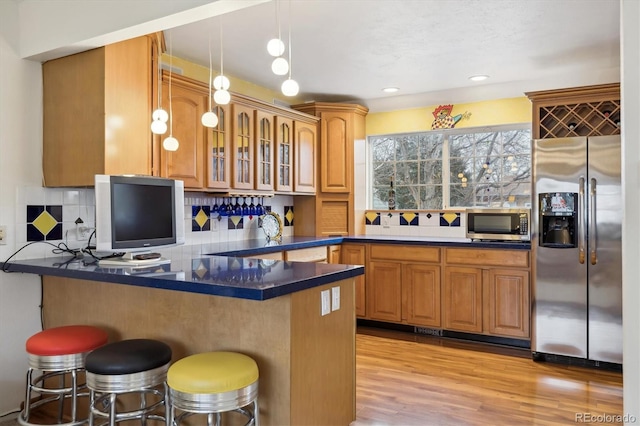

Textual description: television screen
[95,175,185,265]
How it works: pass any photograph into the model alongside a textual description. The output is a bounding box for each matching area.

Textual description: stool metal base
[87,362,170,426]
[19,353,90,426]
[169,381,259,426]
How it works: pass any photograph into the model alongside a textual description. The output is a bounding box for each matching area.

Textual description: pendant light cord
[168,32,173,136]
[208,30,213,111]
[287,0,292,79]
[220,17,224,78]
[157,39,163,109]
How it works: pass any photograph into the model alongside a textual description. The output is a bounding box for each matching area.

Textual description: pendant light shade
[271,57,289,75]
[152,108,169,123]
[281,78,299,96]
[201,111,219,128]
[163,136,179,151]
[214,89,231,105]
[267,38,285,57]
[151,119,168,135]
[213,75,230,91]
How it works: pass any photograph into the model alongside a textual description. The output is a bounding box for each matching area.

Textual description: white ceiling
[168,0,621,112]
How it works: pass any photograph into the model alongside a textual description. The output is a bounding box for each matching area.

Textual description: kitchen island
[3,251,364,426]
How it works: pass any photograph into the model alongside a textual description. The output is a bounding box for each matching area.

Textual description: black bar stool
[84,339,172,426]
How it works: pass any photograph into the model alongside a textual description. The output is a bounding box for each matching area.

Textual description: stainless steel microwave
[466,209,530,241]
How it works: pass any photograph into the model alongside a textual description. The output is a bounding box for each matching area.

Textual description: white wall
[0,1,47,413]
[621,0,640,422]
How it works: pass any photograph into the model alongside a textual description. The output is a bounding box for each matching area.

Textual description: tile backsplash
[12,186,293,259]
[364,210,467,239]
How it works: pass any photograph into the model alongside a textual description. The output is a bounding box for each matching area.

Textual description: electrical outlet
[331,286,340,311]
[76,224,91,241]
[381,215,391,228]
[321,289,331,316]
[0,225,6,245]
[211,216,219,231]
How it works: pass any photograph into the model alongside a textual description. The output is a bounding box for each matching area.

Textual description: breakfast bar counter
[3,252,364,426]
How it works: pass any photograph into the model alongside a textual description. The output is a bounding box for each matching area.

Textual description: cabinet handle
[590,178,597,265]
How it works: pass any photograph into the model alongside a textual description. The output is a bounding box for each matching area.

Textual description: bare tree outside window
[369,125,531,209]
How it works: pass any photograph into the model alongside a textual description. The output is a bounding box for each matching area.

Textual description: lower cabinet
[366,245,441,328]
[340,243,366,318]
[443,248,530,339]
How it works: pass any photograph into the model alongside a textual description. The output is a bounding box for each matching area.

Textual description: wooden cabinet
[443,248,530,339]
[255,110,275,191]
[160,75,207,189]
[275,116,294,193]
[341,243,366,317]
[366,244,441,327]
[285,246,328,263]
[526,83,620,139]
[206,105,231,190]
[293,121,317,194]
[232,104,255,190]
[43,35,158,187]
[327,245,342,264]
[291,102,368,236]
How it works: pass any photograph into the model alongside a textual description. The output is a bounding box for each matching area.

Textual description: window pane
[420,185,442,209]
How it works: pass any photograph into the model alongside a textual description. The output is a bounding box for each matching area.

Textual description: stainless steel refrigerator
[532,135,622,365]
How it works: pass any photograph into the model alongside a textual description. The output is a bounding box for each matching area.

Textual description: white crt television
[95,175,185,265]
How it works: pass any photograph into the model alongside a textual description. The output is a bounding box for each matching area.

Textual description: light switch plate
[331,286,340,311]
[321,289,331,316]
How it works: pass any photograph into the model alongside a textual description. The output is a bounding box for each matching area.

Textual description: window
[369,124,531,209]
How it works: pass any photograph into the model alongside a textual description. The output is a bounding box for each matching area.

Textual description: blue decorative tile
[440,212,461,227]
[365,212,380,225]
[192,206,211,232]
[228,216,243,230]
[26,204,63,241]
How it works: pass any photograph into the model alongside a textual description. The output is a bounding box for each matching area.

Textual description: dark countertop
[0,235,528,301]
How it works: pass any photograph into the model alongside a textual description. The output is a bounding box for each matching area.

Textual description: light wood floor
[353,327,623,426]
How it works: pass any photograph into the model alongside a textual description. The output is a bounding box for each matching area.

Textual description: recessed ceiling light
[469,75,489,82]
[382,87,399,93]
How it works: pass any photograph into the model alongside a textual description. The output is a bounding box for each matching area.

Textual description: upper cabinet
[206,105,231,190]
[290,102,368,236]
[293,120,317,194]
[159,74,207,189]
[231,104,255,191]
[526,83,621,139]
[43,35,159,187]
[275,116,294,193]
[255,110,275,191]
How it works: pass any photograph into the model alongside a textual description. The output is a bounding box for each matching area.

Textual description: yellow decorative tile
[33,211,57,236]
[365,211,379,223]
[195,208,209,228]
[442,212,458,225]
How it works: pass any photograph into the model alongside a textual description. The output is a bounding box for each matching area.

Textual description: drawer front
[369,244,440,263]
[286,246,328,262]
[444,248,529,268]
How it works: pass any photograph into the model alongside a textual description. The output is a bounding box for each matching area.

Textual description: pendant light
[163,31,179,151]
[151,37,168,135]
[201,28,219,128]
[269,0,289,76]
[281,0,299,97]
[213,18,231,105]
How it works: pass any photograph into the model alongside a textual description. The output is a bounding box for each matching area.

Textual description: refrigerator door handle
[590,178,597,265]
[579,177,586,264]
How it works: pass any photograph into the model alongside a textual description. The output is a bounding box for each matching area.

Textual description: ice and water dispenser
[539,192,578,248]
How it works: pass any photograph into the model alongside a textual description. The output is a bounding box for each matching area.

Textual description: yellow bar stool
[19,325,108,426]
[167,352,259,426]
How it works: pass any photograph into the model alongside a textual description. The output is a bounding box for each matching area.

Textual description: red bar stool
[19,325,108,426]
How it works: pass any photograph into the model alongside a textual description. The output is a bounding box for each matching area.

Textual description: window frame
[367,122,532,209]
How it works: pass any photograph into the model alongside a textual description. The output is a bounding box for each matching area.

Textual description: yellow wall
[163,53,305,105]
[366,97,532,135]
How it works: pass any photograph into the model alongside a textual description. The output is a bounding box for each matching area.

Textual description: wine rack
[526,83,620,139]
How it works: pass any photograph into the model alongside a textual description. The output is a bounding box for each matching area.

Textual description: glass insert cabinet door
[275,116,293,192]
[256,111,275,191]
[206,105,230,189]
[232,104,254,190]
